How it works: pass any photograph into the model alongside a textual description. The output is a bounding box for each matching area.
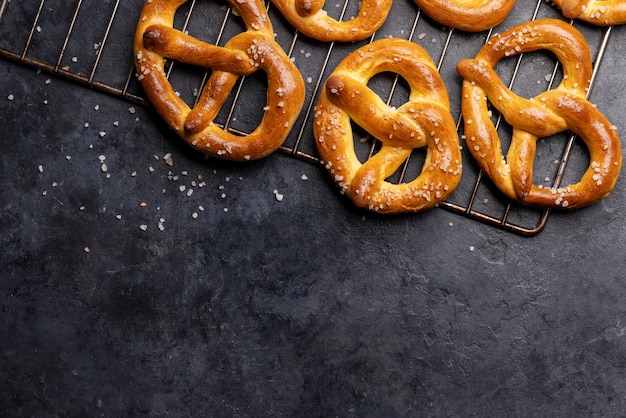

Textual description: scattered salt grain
[162,153,173,166]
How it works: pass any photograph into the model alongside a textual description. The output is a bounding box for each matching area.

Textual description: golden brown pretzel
[552,0,626,26]
[314,39,462,213]
[269,0,392,42]
[414,0,516,32]
[134,0,305,161]
[456,18,622,209]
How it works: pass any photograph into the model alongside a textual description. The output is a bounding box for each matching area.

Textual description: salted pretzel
[134,0,305,161]
[269,0,392,42]
[414,0,516,32]
[552,0,626,26]
[456,18,622,209]
[314,39,462,213]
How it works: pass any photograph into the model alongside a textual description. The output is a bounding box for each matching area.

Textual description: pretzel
[456,18,622,209]
[269,0,392,42]
[134,0,305,161]
[552,0,626,26]
[414,0,516,32]
[314,39,462,213]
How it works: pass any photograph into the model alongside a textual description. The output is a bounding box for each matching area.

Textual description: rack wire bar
[0,0,616,235]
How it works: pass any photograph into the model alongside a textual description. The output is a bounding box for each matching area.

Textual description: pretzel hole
[351,122,427,185]
[166,62,212,109]
[500,50,563,99]
[173,1,233,45]
[222,71,269,134]
[532,133,589,188]
[366,72,411,109]
[351,123,377,164]
[386,148,427,185]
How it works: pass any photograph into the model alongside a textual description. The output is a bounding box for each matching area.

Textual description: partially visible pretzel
[314,39,462,213]
[269,0,392,42]
[134,0,305,161]
[552,0,626,26]
[456,18,622,209]
[414,0,516,32]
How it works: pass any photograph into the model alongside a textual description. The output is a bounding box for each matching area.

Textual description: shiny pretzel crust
[552,0,626,26]
[270,0,392,42]
[457,18,622,209]
[314,39,462,213]
[414,0,516,32]
[134,0,305,161]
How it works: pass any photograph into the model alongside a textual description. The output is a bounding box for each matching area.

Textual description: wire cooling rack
[0,0,617,235]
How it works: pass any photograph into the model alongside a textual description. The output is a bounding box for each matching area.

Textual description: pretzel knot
[314,39,462,213]
[552,0,626,26]
[134,0,305,161]
[270,0,392,42]
[414,0,516,32]
[457,18,622,209]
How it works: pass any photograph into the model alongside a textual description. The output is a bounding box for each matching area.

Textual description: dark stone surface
[2,1,626,417]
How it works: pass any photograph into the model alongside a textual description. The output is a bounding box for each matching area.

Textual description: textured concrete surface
[2,1,626,416]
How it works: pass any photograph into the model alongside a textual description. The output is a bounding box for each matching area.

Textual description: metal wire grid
[0,0,616,235]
